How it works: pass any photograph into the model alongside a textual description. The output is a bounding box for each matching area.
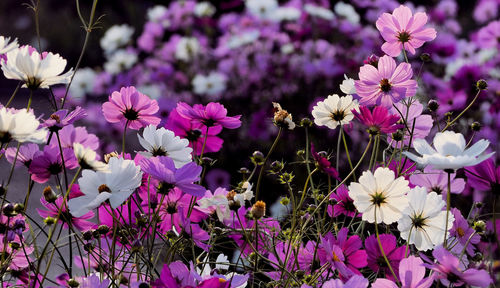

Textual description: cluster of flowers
[0,1,499,288]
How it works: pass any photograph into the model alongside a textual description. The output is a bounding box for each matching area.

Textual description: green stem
[5,82,21,107]
[443,171,452,248]
[255,128,282,200]
[375,208,400,285]
[341,126,356,181]
[122,120,129,156]
[441,89,481,132]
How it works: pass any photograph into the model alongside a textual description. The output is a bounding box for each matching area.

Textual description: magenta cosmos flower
[37,195,94,231]
[352,105,402,135]
[328,184,357,218]
[29,145,78,183]
[365,233,405,281]
[376,5,437,57]
[355,55,417,107]
[311,143,340,180]
[102,86,161,130]
[176,102,241,130]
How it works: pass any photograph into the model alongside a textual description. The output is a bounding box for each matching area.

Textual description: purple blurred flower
[5,143,39,168]
[410,167,465,195]
[29,145,78,183]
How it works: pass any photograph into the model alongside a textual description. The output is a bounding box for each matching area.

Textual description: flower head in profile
[41,106,87,132]
[176,102,241,130]
[348,167,409,224]
[355,55,417,107]
[0,36,18,56]
[1,46,73,89]
[376,5,437,57]
[424,246,492,288]
[372,256,434,288]
[73,143,107,171]
[310,143,340,180]
[312,94,359,129]
[404,131,494,170]
[339,74,356,95]
[137,125,192,168]
[353,106,402,135]
[0,107,48,144]
[68,157,142,217]
[397,187,453,251]
[102,86,161,130]
[140,156,206,197]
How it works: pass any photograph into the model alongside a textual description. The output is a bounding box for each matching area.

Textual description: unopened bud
[82,230,94,241]
[67,279,80,287]
[471,121,481,132]
[43,186,58,203]
[473,220,486,234]
[420,53,432,62]
[270,161,284,172]
[392,130,404,141]
[238,167,250,174]
[13,203,24,213]
[476,79,488,90]
[97,225,110,235]
[428,100,439,112]
[0,185,5,197]
[44,217,57,225]
[251,151,265,165]
[300,117,313,127]
[3,204,15,217]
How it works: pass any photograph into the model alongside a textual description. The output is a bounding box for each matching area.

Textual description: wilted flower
[1,46,73,89]
[272,102,295,130]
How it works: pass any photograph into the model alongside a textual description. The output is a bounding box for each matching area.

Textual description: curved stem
[441,89,481,132]
[255,128,282,200]
[375,208,400,285]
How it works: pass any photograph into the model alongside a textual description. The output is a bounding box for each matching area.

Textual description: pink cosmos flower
[0,235,34,271]
[365,233,405,281]
[465,158,499,191]
[353,105,402,135]
[423,246,492,287]
[102,86,161,130]
[376,5,437,57]
[372,256,434,288]
[48,124,99,150]
[477,20,500,49]
[176,102,241,130]
[5,143,39,168]
[355,55,417,107]
[409,167,465,196]
[390,101,433,147]
[37,195,94,231]
[165,108,224,155]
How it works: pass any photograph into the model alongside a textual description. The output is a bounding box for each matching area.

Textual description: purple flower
[322,275,369,288]
[449,208,480,256]
[29,145,78,183]
[5,143,39,168]
[176,102,241,130]
[372,256,433,288]
[424,246,492,287]
[140,156,206,197]
[41,106,87,132]
[365,233,405,281]
[477,20,500,49]
[465,158,499,191]
[410,167,465,196]
[375,5,437,57]
[102,86,161,130]
[355,55,417,107]
[48,124,99,150]
[390,101,433,147]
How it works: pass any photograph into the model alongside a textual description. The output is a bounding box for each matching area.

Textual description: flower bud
[238,167,250,174]
[9,241,20,250]
[82,230,94,241]
[476,79,488,90]
[296,149,305,157]
[201,157,213,165]
[67,278,80,287]
[473,220,486,234]
[13,203,24,213]
[299,117,313,127]
[270,161,284,173]
[392,130,404,141]
[472,252,483,262]
[44,217,57,225]
[43,186,58,203]
[428,100,439,112]
[251,201,266,219]
[420,53,432,62]
[83,243,95,252]
[471,121,481,132]
[3,204,15,217]
[97,225,110,235]
[280,197,290,206]
[251,151,265,165]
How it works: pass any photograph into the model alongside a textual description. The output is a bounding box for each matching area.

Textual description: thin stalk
[255,128,282,200]
[443,171,452,247]
[375,208,400,285]
[341,126,356,181]
[5,81,21,107]
[335,127,342,185]
[122,120,129,156]
[441,89,481,132]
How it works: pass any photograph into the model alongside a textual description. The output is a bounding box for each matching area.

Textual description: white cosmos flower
[137,125,192,168]
[246,0,278,20]
[197,192,230,222]
[1,46,73,89]
[175,37,200,62]
[397,187,454,251]
[194,2,216,17]
[334,2,360,24]
[216,254,230,270]
[311,94,359,129]
[100,24,134,55]
[0,36,18,54]
[348,167,409,224]
[304,4,335,20]
[104,49,138,75]
[0,107,48,144]
[147,5,168,22]
[275,7,301,21]
[69,67,96,100]
[227,30,260,49]
[192,72,227,97]
[234,182,254,206]
[68,157,142,217]
[339,74,356,95]
[73,143,107,171]
[404,131,494,170]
